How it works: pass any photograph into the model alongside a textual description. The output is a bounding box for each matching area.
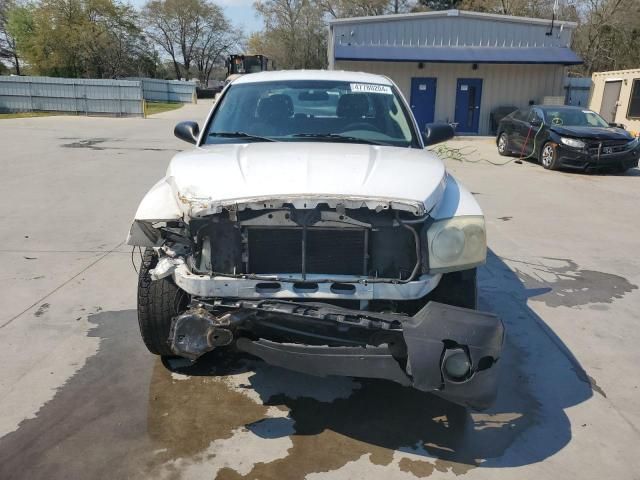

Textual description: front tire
[540,142,560,170]
[137,248,189,356]
[497,133,511,156]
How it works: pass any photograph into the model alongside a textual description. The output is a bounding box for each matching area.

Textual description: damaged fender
[126,178,183,247]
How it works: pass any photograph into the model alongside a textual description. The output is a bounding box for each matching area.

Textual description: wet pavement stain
[587,375,607,398]
[150,328,541,480]
[61,138,110,150]
[0,251,596,480]
[60,137,180,152]
[34,303,49,317]
[506,257,637,307]
[0,308,543,480]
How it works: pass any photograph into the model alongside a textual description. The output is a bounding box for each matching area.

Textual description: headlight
[427,216,486,273]
[560,137,585,149]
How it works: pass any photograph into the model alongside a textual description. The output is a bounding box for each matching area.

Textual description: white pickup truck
[127,70,504,410]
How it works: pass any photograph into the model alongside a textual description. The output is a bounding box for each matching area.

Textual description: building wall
[589,69,640,136]
[331,13,573,53]
[335,60,565,135]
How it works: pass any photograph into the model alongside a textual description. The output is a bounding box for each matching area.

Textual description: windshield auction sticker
[350,83,393,95]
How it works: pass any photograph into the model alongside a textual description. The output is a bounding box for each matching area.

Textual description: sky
[129,0,263,34]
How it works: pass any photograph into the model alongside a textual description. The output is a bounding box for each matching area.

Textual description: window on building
[628,79,640,119]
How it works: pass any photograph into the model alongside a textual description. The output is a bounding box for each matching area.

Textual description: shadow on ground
[0,251,597,479]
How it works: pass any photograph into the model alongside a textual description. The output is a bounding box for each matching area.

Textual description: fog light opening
[442,348,472,382]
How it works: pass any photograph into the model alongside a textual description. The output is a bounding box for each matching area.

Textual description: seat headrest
[256,94,293,121]
[337,94,369,119]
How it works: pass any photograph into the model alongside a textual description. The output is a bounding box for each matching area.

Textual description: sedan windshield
[204,80,420,148]
[542,108,610,128]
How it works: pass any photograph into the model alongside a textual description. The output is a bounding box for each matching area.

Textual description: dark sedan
[496,105,640,172]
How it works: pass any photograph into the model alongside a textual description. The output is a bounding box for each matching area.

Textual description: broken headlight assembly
[559,137,585,149]
[427,216,486,273]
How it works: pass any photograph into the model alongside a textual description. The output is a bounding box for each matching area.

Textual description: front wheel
[540,142,560,170]
[497,133,511,156]
[137,248,189,356]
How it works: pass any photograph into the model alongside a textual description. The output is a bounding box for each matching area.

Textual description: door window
[512,108,529,121]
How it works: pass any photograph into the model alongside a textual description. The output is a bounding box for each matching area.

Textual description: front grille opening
[306,229,365,275]
[248,229,302,274]
[245,223,417,278]
[247,228,365,275]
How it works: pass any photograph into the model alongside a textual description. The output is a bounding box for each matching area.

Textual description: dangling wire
[131,246,139,274]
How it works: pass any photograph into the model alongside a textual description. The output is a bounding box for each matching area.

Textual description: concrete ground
[1,102,639,480]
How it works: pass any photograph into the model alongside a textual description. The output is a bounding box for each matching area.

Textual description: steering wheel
[551,117,563,126]
[341,122,382,133]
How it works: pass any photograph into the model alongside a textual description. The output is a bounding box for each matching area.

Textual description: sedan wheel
[497,133,510,156]
[540,142,558,170]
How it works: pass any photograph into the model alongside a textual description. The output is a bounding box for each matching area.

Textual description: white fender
[126,178,183,246]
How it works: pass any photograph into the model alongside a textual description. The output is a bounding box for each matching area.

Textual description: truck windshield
[204,80,420,148]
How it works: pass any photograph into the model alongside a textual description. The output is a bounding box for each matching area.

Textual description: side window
[628,79,640,119]
[513,108,529,121]
[585,112,600,126]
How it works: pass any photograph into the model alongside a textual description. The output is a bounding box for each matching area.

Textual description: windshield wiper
[291,133,385,146]
[208,131,275,142]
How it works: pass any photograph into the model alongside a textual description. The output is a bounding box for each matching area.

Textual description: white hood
[164,142,447,217]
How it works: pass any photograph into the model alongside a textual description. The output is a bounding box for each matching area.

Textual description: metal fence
[0,76,144,116]
[129,78,197,103]
[564,77,592,107]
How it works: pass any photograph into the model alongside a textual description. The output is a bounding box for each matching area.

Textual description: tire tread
[137,248,184,356]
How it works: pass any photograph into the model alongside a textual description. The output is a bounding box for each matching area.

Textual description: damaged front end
[170,299,503,410]
[128,186,502,410]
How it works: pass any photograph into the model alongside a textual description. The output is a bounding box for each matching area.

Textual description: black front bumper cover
[169,299,504,410]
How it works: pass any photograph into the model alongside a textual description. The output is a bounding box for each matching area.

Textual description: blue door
[410,78,437,133]
[454,78,483,134]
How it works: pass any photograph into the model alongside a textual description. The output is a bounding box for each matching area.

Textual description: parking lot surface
[1,102,639,480]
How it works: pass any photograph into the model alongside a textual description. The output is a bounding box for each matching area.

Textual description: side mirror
[609,122,625,129]
[174,121,200,144]
[424,122,455,146]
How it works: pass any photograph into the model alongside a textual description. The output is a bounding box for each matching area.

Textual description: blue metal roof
[334,44,582,65]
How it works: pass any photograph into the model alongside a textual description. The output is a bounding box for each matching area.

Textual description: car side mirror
[424,122,455,146]
[174,121,200,144]
[609,122,625,129]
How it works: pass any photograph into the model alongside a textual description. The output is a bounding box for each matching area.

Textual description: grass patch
[0,111,61,119]
[145,101,183,116]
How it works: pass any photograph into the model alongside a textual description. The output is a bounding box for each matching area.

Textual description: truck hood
[166,142,447,216]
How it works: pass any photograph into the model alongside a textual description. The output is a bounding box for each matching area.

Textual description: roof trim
[329,9,577,29]
[334,45,583,65]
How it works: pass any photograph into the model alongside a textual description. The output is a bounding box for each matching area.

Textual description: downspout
[328,23,335,70]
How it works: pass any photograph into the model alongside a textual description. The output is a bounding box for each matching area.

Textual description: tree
[250,0,328,69]
[7,0,157,78]
[143,0,240,81]
[318,0,409,17]
[0,0,24,74]
[572,0,640,74]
